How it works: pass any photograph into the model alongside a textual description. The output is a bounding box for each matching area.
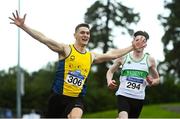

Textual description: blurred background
[0,0,180,118]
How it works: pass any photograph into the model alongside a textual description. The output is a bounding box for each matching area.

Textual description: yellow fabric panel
[63,45,91,97]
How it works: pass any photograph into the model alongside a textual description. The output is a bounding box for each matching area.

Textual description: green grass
[83,103,180,118]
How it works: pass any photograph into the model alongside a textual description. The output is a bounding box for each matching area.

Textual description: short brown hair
[134,31,149,40]
[75,23,90,33]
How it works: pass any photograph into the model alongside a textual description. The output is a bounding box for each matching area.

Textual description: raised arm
[93,37,146,64]
[9,10,68,55]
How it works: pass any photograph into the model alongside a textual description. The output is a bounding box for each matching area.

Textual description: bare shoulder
[58,44,71,59]
[90,52,107,64]
[64,43,71,52]
[147,55,156,67]
[90,52,98,63]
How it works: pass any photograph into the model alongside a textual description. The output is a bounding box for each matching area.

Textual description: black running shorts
[117,95,144,118]
[46,92,84,118]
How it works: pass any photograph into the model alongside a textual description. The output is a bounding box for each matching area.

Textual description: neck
[74,43,86,53]
[132,51,144,61]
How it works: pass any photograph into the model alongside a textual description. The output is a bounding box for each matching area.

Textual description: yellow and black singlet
[52,44,92,97]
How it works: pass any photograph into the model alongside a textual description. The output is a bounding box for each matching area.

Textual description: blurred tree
[84,0,140,86]
[158,0,180,80]
[83,0,140,112]
[0,67,17,108]
[146,73,180,104]
[22,62,56,115]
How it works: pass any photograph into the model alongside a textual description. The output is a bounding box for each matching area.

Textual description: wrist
[107,79,111,84]
[130,45,135,50]
[132,42,137,50]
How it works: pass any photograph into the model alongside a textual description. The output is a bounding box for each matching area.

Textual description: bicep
[92,53,104,64]
[92,52,117,64]
[45,38,66,53]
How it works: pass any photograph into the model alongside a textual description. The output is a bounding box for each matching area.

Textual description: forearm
[110,45,133,58]
[93,46,133,63]
[21,24,48,44]
[93,53,114,63]
[151,70,160,86]
[106,71,113,83]
[20,24,64,52]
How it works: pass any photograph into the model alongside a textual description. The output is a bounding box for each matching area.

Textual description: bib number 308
[67,75,82,87]
[126,82,140,90]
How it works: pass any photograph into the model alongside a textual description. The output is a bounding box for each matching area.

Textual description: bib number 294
[126,82,140,90]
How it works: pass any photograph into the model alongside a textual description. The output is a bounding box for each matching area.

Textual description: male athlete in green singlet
[106,31,160,119]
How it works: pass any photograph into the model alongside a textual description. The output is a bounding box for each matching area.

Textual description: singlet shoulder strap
[145,52,150,68]
[121,53,129,66]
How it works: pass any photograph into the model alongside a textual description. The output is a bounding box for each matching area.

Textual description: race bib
[65,71,84,88]
[125,77,144,91]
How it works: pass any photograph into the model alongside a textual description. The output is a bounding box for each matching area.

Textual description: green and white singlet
[116,53,150,100]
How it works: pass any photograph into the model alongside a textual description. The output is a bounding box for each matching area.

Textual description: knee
[118,111,128,119]
[68,107,83,119]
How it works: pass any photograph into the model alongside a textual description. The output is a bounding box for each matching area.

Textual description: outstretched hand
[9,10,26,27]
[132,36,147,50]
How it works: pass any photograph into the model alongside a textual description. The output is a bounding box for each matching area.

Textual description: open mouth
[82,38,88,41]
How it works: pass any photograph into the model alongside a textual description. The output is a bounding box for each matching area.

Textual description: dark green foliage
[83,0,140,110]
[0,62,56,115]
[0,63,180,115]
[0,67,18,108]
[146,74,180,104]
[158,0,180,78]
[85,0,140,51]
[84,72,117,113]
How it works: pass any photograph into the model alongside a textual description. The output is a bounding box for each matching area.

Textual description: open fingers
[23,14,27,20]
[9,17,15,21]
[9,17,16,24]
[12,12,16,19]
[16,10,19,18]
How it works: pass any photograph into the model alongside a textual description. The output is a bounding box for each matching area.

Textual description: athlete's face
[134,35,147,52]
[74,27,90,46]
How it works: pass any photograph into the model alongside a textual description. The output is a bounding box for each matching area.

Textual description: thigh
[65,96,84,117]
[46,93,65,118]
[129,98,144,118]
[117,95,130,113]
